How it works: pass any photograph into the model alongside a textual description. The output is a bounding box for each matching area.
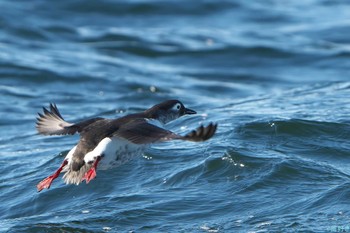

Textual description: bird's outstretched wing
[36,103,102,136]
[114,119,217,144]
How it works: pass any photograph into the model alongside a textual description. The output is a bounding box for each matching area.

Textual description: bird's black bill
[184,108,196,115]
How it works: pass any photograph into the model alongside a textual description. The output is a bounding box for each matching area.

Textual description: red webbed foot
[82,156,101,184]
[37,160,68,192]
[82,168,97,183]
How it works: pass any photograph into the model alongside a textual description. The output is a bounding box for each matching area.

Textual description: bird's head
[146,100,196,124]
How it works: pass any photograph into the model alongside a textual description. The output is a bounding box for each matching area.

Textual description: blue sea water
[1,0,350,232]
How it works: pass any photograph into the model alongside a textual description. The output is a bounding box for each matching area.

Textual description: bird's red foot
[37,160,68,192]
[82,167,97,184]
[37,176,55,192]
[82,156,101,184]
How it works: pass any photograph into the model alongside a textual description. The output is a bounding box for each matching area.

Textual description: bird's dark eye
[173,103,181,111]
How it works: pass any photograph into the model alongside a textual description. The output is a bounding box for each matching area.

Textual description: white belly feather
[84,137,146,170]
[63,137,147,173]
[64,145,76,164]
[61,137,146,185]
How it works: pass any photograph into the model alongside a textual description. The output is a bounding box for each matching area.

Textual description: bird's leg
[37,160,68,192]
[82,156,101,184]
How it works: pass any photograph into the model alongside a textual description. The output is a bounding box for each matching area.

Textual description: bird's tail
[62,164,91,185]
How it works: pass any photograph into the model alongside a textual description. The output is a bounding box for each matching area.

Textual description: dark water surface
[1,1,350,232]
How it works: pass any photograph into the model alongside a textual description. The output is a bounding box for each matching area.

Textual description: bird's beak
[184,108,196,115]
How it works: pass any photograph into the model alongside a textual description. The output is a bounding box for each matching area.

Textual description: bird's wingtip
[183,122,218,142]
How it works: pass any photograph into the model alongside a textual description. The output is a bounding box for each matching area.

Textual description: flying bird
[36,100,217,192]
